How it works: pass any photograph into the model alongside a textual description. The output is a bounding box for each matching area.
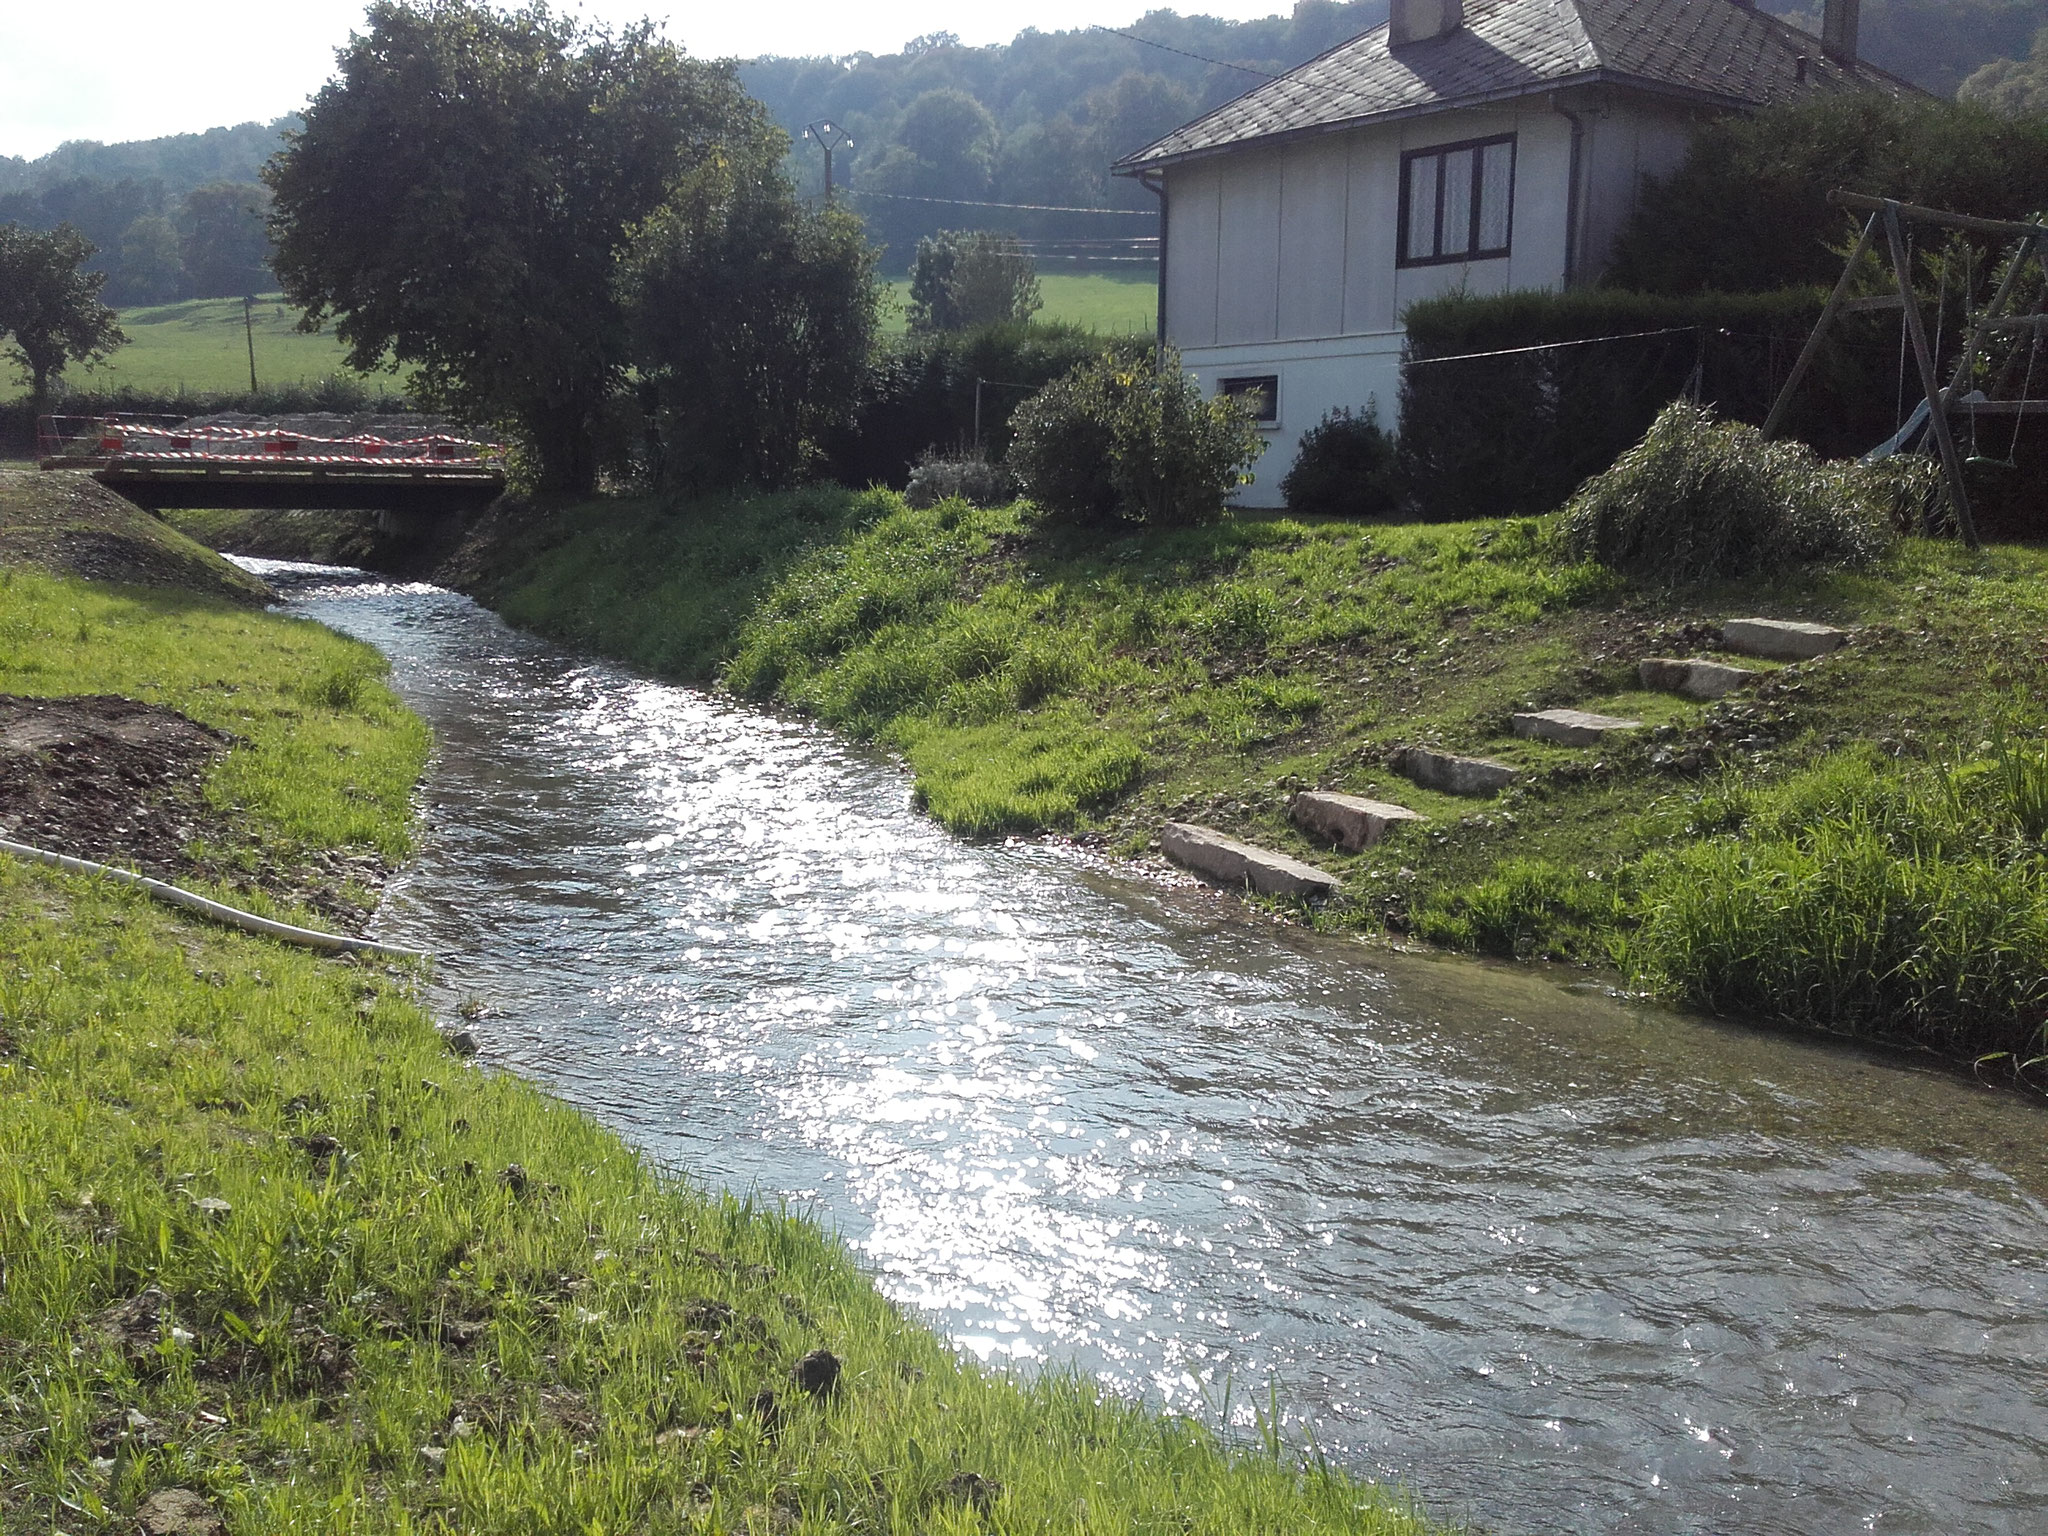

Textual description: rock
[1289,791,1424,852]
[1390,746,1518,796]
[942,1472,1003,1511]
[750,1387,782,1434]
[500,1164,529,1196]
[1159,823,1340,898]
[1720,617,1848,660]
[1639,657,1760,700]
[193,1197,231,1221]
[442,1026,480,1057]
[136,1488,223,1536]
[1511,709,1642,746]
[791,1347,841,1398]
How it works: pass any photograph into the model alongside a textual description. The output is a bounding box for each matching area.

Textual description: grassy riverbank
[442,486,2048,1067]
[3,481,1441,1534]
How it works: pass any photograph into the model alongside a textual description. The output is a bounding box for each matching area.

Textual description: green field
[13,295,367,400]
[884,270,1159,336]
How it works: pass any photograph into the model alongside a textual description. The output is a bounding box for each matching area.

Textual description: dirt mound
[0,463,272,604]
[0,694,229,877]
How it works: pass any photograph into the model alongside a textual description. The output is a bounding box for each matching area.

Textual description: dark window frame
[1396,133,1517,269]
[1219,373,1280,423]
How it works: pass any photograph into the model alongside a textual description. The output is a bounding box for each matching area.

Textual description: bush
[1412,858,1625,961]
[1555,402,1901,582]
[902,452,1019,509]
[820,322,1147,489]
[1008,349,1263,527]
[1280,404,1399,516]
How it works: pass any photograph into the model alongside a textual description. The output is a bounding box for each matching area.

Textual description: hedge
[1395,287,1914,521]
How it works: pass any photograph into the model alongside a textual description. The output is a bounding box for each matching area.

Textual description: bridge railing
[37,415,504,469]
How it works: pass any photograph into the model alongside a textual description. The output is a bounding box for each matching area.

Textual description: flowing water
[249,559,2047,1535]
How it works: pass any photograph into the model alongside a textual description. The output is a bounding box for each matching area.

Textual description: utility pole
[803,119,854,203]
[243,295,258,394]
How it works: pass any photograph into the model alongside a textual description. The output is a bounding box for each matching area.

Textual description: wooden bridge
[37,415,506,518]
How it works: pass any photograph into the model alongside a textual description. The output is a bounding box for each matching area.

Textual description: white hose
[0,834,430,962]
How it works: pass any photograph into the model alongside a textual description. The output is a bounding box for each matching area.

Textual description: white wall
[1159,91,1689,507]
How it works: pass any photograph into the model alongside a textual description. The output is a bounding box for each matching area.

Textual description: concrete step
[1512,708,1642,746]
[1391,746,1519,796]
[1721,617,1848,660]
[1639,657,1761,700]
[1161,822,1341,898]
[1290,790,1425,852]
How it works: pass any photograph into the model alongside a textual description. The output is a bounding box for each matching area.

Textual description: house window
[1398,134,1515,267]
[1220,374,1279,423]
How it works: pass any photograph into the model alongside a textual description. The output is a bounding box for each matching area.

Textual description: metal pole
[244,295,259,394]
[1884,200,1981,548]
[974,378,983,452]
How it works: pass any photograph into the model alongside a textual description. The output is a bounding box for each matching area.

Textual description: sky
[2,0,1289,161]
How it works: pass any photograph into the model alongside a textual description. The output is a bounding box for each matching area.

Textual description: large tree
[0,223,125,417]
[179,183,273,298]
[623,145,879,492]
[265,0,760,493]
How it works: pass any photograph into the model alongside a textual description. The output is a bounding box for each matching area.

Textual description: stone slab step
[1391,746,1518,796]
[1512,708,1641,746]
[1639,657,1761,700]
[1721,617,1848,660]
[1290,790,1425,852]
[1161,822,1341,898]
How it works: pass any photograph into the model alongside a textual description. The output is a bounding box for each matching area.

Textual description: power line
[1089,24,1282,81]
[848,188,1156,215]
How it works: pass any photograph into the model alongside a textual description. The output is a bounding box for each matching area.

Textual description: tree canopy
[265,0,768,493]
[0,223,126,413]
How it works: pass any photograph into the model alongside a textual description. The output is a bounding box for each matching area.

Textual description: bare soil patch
[0,463,271,603]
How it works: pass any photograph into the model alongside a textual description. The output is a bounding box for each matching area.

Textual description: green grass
[0,541,1438,1533]
[0,564,430,897]
[468,482,2048,1062]
[882,271,1157,336]
[7,295,368,401]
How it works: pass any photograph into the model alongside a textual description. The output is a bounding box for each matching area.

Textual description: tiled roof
[1114,0,1921,170]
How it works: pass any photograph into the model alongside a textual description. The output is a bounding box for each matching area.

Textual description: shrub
[1280,405,1399,517]
[1008,349,1263,527]
[1555,402,1899,582]
[906,229,1042,333]
[1412,858,1625,961]
[902,452,1019,509]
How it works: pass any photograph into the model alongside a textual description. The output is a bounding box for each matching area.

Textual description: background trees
[624,145,880,492]
[265,0,764,494]
[906,230,1041,332]
[0,224,126,414]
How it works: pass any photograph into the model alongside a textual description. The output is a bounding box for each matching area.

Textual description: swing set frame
[1762,189,2048,551]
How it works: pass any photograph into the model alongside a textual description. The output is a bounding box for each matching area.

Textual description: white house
[1112,0,1917,506]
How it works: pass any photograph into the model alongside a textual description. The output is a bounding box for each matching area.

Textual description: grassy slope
[474,488,2048,1058]
[0,526,1439,1533]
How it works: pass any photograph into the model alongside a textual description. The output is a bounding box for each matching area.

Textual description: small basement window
[1219,374,1279,423]
[1399,133,1515,267]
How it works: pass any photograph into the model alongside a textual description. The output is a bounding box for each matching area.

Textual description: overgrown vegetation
[1556,402,1908,580]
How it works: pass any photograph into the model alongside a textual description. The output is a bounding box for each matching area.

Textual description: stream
[247,558,2046,1535]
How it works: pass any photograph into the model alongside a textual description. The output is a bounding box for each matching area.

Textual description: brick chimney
[1389,0,1464,48]
[1822,0,1860,58]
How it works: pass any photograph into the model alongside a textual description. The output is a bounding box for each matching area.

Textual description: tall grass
[1626,739,2048,1058]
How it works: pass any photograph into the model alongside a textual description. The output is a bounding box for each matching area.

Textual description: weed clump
[1281,405,1400,517]
[1009,349,1263,527]
[1557,402,1903,581]
[1413,858,1624,961]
